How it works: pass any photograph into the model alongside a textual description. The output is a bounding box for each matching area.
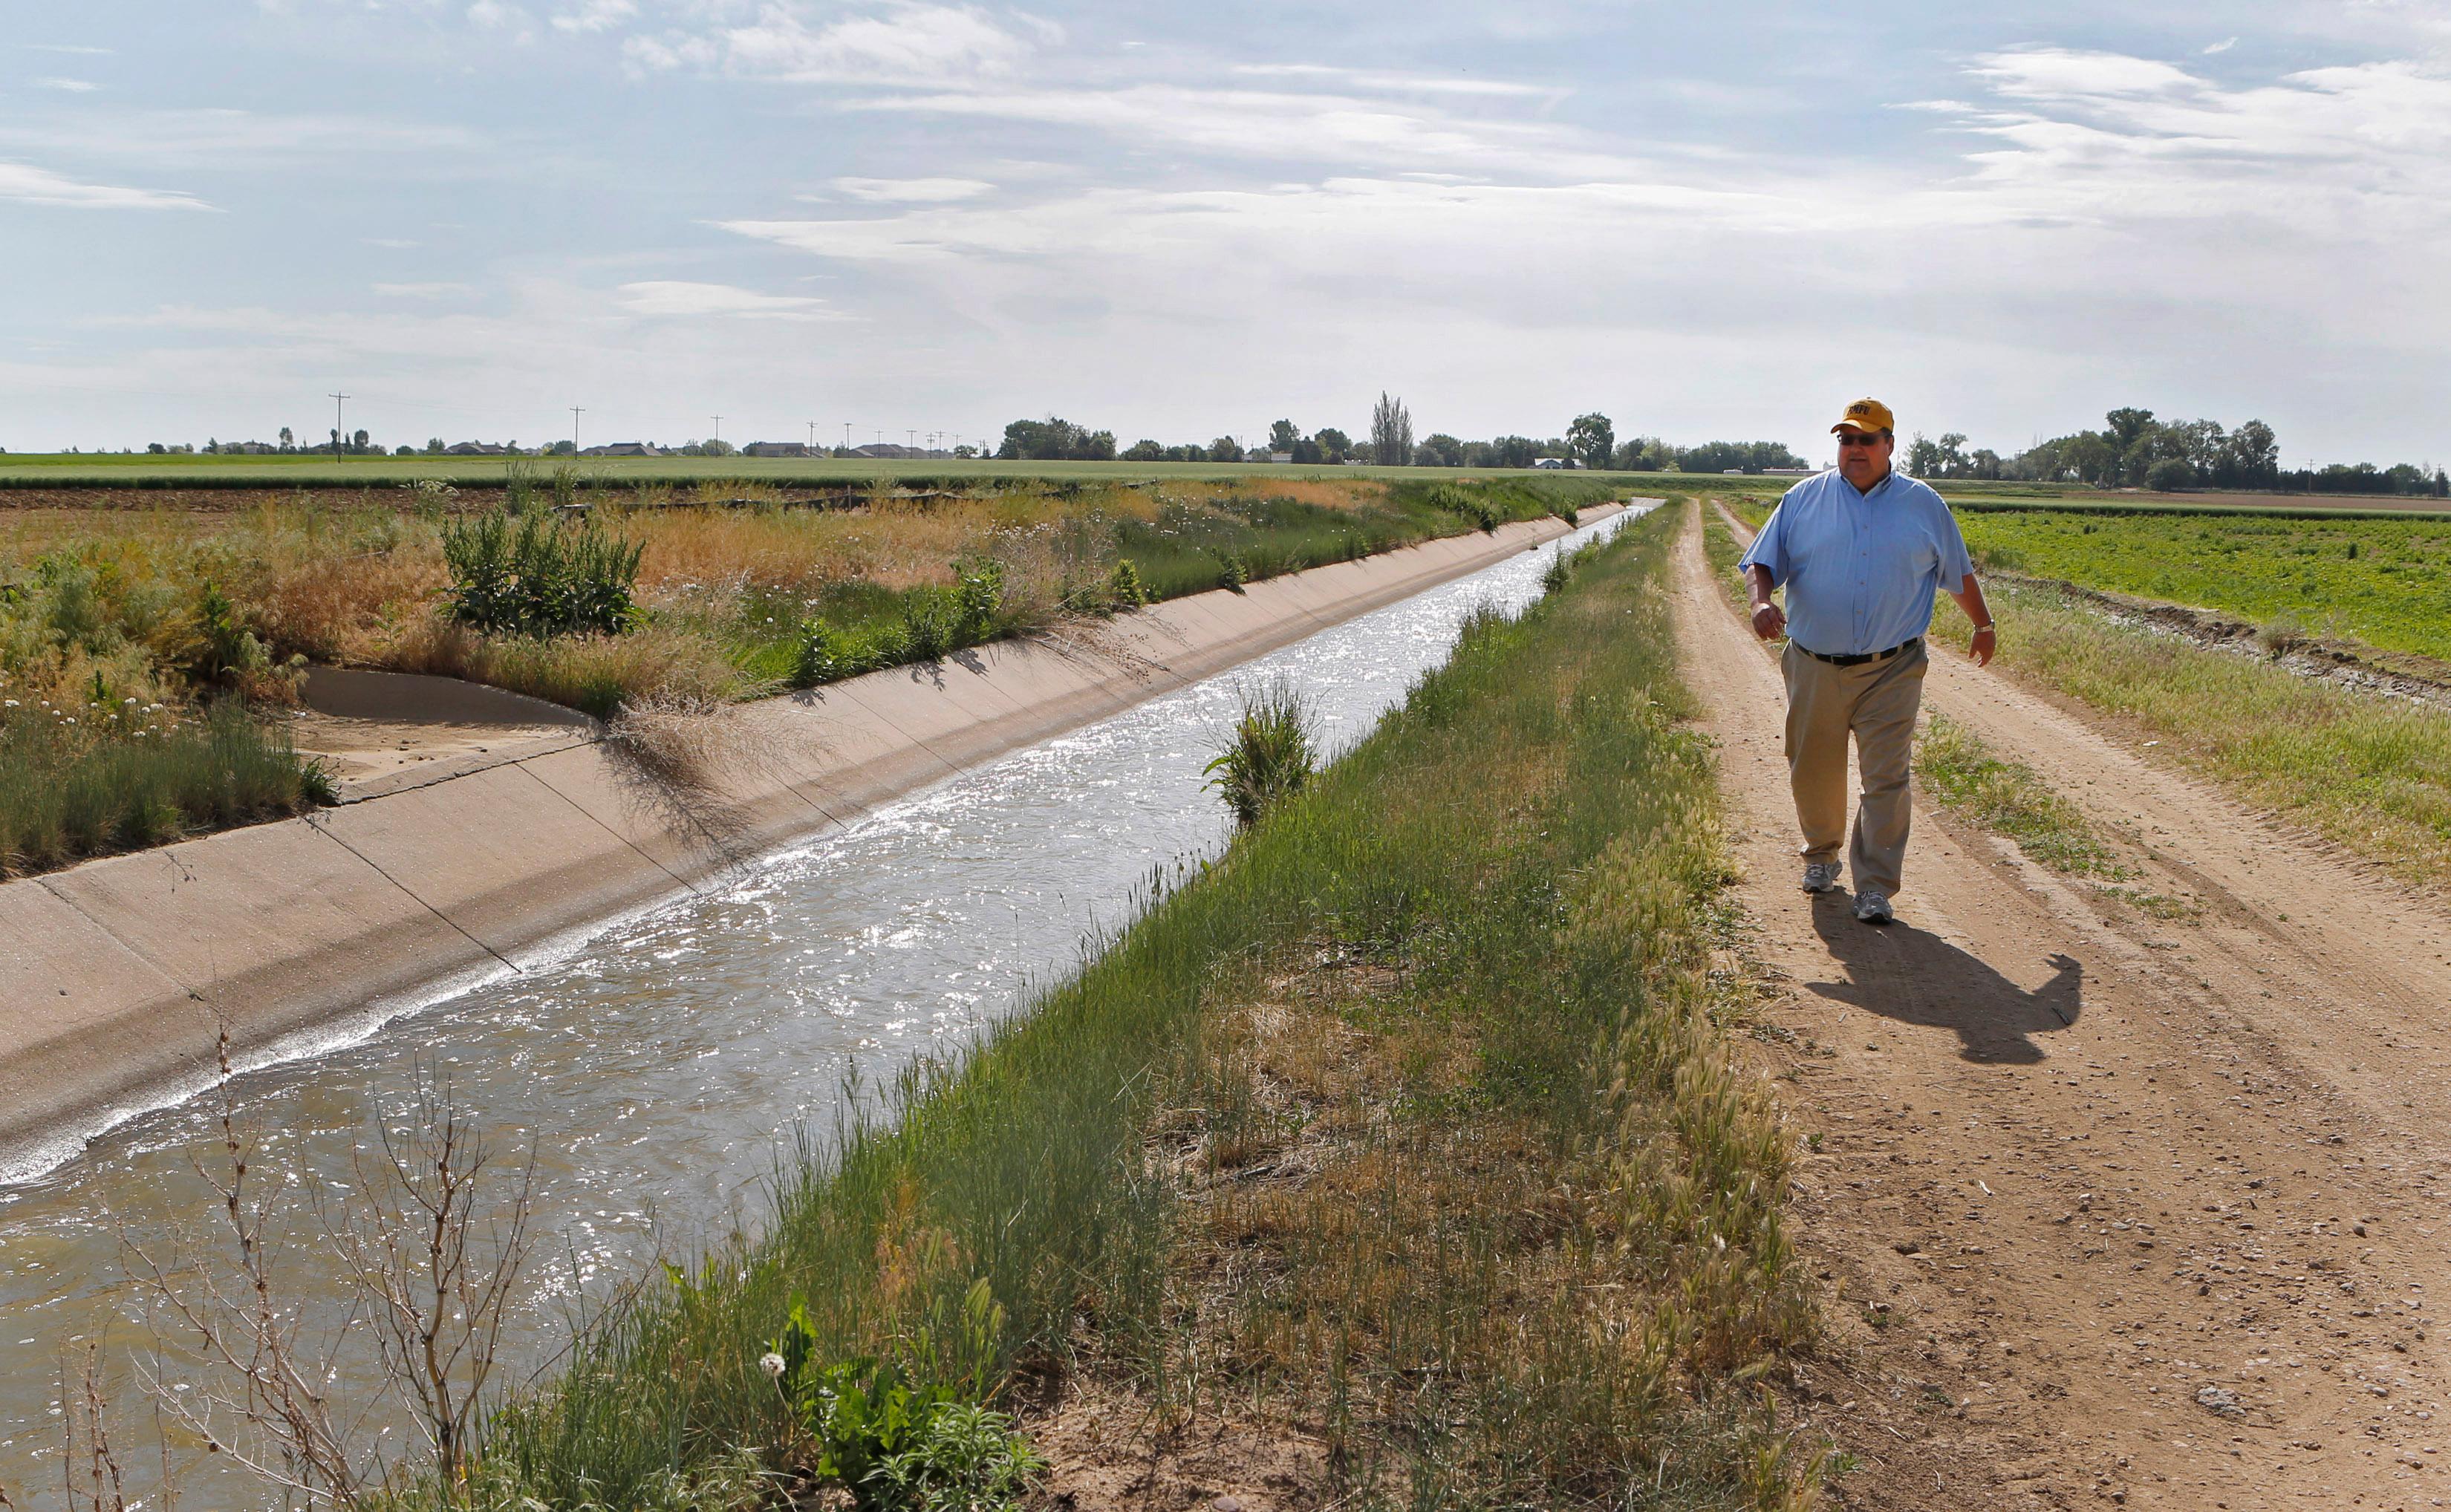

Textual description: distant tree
[1611,436,1669,470]
[700,437,737,457]
[279,426,294,451]
[998,416,1113,461]
[396,445,414,455]
[425,437,446,454]
[1267,419,1300,454]
[1968,448,2003,480]
[353,428,371,454]
[1290,437,1323,464]
[2227,420,2279,483]
[1312,427,1352,463]
[1489,435,1536,469]
[1122,438,1165,461]
[1567,412,1615,471]
[2104,407,2157,450]
[1176,443,1205,463]
[2145,457,2196,492]
[1208,435,1245,463]
[547,439,576,455]
[1679,440,1807,474]
[1370,393,1413,469]
[1417,432,1465,467]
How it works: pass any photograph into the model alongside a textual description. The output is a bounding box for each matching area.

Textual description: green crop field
[1955,508,2451,664]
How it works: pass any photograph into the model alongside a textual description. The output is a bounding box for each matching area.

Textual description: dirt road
[1674,501,2451,1509]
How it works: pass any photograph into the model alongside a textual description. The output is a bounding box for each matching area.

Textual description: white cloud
[0,160,208,210]
[466,0,536,42]
[634,2,1048,85]
[1227,63,1557,100]
[374,282,473,299]
[32,77,98,92]
[858,84,1644,180]
[19,44,113,54]
[829,175,993,201]
[0,109,486,167]
[552,0,637,34]
[2204,36,2239,54]
[364,238,423,249]
[616,279,849,319]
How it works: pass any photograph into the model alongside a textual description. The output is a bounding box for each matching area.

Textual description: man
[1737,398,1994,925]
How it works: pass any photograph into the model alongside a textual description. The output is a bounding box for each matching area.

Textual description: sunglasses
[1835,431,1887,448]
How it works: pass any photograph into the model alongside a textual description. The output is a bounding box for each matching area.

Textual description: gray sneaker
[1853,890,1895,925]
[1801,861,1843,893]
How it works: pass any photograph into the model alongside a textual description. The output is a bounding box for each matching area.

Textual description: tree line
[997,401,1812,474]
[1909,408,2449,498]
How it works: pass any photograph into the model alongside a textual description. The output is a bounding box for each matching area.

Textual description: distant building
[742,441,811,457]
[447,442,510,456]
[582,441,665,457]
[1762,466,1819,476]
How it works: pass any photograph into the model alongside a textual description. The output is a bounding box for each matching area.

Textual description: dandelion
[758,1352,787,1379]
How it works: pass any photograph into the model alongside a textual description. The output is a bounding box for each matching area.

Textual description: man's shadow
[1803,896,2083,1064]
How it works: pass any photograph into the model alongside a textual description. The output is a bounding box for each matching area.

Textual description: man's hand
[1750,600,1787,642]
[1969,623,1996,667]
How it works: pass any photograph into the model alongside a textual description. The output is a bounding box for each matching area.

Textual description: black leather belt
[1794,636,1920,667]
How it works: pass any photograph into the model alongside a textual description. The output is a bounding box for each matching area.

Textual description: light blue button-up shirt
[1737,468,1975,657]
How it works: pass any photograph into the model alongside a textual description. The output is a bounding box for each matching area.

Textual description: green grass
[1954,507,2451,665]
[0,697,331,877]
[400,504,1822,1511]
[1913,714,2128,878]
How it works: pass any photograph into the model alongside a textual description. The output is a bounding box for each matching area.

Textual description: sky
[4,0,2450,464]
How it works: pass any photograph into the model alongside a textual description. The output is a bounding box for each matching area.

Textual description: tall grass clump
[1203,679,1315,825]
[410,504,1820,1512]
[0,697,330,877]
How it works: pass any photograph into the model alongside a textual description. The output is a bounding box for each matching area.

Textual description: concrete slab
[37,819,489,1046]
[313,763,677,961]
[0,884,206,1157]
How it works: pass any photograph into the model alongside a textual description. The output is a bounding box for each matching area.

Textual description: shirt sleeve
[1933,495,1975,585]
[1737,501,1789,584]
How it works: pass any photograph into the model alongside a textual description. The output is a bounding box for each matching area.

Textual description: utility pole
[807,420,818,455]
[329,391,350,462]
[570,405,585,454]
[711,416,723,447]
[842,422,852,454]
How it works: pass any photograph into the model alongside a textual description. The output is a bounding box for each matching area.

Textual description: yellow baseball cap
[1830,397,1895,434]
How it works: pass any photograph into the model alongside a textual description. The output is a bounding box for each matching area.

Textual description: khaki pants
[1780,639,1929,897]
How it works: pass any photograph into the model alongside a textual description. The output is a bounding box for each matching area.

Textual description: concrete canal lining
[0,508,1617,1174]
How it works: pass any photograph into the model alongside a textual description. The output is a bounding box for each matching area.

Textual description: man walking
[1737,398,1994,924]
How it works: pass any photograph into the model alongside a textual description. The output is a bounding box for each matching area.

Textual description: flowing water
[0,507,1641,1506]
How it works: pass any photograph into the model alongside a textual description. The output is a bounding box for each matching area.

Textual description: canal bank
[0,507,1615,1178]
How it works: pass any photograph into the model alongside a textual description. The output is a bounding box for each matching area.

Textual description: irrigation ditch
[0,501,1825,1511]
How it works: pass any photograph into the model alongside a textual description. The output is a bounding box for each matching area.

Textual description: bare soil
[1678,501,2451,1509]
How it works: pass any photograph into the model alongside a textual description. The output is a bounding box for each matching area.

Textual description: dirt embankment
[1677,501,2451,1510]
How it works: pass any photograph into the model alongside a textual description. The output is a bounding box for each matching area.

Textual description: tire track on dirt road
[1678,501,2451,1511]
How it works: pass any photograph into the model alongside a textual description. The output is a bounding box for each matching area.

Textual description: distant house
[742,441,811,457]
[1534,457,1569,470]
[447,442,510,456]
[1762,466,1819,477]
[582,441,664,458]
[1262,451,1294,463]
